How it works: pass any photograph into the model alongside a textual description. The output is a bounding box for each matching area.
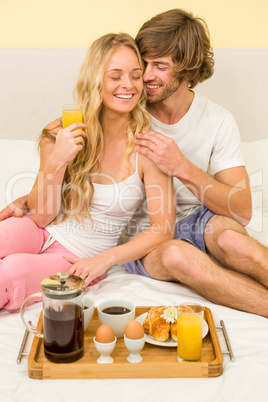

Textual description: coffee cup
[97,299,135,338]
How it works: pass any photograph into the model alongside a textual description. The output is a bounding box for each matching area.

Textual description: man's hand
[0,195,29,221]
[135,130,185,176]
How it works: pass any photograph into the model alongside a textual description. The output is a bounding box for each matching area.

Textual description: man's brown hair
[135,9,214,88]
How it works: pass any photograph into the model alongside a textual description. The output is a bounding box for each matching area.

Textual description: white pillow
[0,139,39,210]
[0,138,267,245]
[242,139,268,244]
[241,139,268,210]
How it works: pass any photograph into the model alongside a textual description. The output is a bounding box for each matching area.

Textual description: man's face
[142,56,181,103]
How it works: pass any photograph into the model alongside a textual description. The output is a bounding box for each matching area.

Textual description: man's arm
[135,130,252,227]
[0,195,29,221]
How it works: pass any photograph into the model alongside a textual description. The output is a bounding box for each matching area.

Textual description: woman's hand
[51,122,87,168]
[64,254,109,287]
[0,195,29,221]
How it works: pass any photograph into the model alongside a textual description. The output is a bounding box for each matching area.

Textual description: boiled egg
[125,320,145,339]
[95,324,115,343]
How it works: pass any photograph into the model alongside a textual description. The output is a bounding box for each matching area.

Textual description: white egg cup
[93,336,117,364]
[124,335,146,363]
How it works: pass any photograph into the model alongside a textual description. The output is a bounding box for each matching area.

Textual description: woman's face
[101,46,144,116]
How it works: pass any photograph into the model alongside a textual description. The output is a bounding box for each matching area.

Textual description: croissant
[171,322,177,342]
[143,306,170,342]
[143,306,163,333]
[144,305,196,342]
[151,316,170,342]
[143,315,149,333]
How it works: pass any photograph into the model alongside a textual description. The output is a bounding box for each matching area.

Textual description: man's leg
[204,215,268,288]
[141,239,268,317]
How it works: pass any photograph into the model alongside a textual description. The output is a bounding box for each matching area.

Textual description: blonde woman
[0,33,175,310]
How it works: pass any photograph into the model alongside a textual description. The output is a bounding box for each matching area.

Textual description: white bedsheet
[1,264,268,402]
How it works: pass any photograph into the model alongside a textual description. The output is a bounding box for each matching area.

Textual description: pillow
[241,139,268,210]
[242,139,268,244]
[1,139,267,208]
[0,138,267,244]
[0,139,39,210]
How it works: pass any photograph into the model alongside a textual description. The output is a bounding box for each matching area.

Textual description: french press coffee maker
[20,272,85,363]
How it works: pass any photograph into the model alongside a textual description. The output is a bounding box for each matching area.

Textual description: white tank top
[45,153,145,258]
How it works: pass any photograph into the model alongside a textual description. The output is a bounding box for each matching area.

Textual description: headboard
[0,48,267,142]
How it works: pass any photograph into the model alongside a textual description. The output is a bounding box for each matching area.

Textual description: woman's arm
[66,155,176,286]
[27,120,87,227]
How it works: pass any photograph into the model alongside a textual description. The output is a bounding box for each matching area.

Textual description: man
[121,9,268,318]
[1,9,268,317]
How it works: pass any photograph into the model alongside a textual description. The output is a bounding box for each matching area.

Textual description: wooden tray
[28,306,223,379]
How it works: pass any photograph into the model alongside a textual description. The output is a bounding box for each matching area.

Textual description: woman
[0,33,175,310]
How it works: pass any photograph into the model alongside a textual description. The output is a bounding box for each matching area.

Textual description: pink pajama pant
[0,216,105,310]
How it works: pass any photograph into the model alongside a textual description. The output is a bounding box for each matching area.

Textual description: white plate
[136,313,209,347]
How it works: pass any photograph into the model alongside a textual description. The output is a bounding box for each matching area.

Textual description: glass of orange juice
[177,303,203,362]
[62,104,83,128]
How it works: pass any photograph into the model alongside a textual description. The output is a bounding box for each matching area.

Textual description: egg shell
[95,324,115,343]
[125,320,145,339]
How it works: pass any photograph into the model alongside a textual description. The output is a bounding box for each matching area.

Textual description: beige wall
[1,0,268,48]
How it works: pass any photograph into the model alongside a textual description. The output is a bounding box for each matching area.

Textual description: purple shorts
[123,205,215,279]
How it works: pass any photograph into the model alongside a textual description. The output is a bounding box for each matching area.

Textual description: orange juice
[177,310,203,361]
[62,106,83,128]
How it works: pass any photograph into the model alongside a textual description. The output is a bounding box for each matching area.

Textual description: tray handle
[215,320,235,361]
[16,321,31,364]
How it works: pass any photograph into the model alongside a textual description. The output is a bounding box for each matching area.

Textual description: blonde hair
[136,9,214,88]
[41,33,150,224]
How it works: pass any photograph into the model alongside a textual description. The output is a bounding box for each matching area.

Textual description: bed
[0,48,268,402]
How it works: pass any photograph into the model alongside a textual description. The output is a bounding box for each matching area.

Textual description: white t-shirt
[120,92,245,242]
